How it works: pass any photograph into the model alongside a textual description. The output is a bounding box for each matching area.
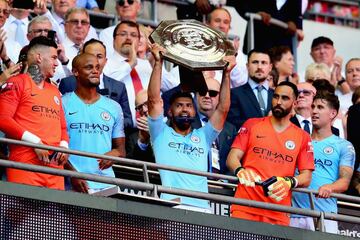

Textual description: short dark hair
[83,38,107,54]
[268,45,291,64]
[169,91,194,106]
[276,81,298,98]
[311,36,333,49]
[247,48,270,62]
[113,20,140,40]
[314,91,339,112]
[312,79,335,94]
[28,36,57,51]
[352,86,360,105]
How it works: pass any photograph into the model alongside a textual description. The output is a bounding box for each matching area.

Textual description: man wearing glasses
[100,0,141,57]
[195,77,237,174]
[63,7,90,70]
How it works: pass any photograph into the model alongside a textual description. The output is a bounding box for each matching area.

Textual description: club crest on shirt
[323,146,334,155]
[101,111,111,121]
[0,82,14,92]
[238,127,247,134]
[307,141,314,153]
[53,96,60,105]
[285,140,295,150]
[190,135,200,143]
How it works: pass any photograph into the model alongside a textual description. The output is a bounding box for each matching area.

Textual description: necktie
[130,68,143,95]
[256,85,266,116]
[303,120,311,134]
[74,44,81,54]
[15,19,26,46]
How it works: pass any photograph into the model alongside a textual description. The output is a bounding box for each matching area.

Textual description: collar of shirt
[9,14,29,25]
[51,11,64,25]
[276,0,287,10]
[248,78,269,91]
[198,112,208,126]
[99,73,104,89]
[295,114,312,130]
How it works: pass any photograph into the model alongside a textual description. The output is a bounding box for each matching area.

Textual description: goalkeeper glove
[266,176,298,202]
[235,166,262,187]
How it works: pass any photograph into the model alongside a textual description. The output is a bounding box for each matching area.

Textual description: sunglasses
[199,90,219,97]
[298,89,314,97]
[135,101,148,111]
[118,0,135,6]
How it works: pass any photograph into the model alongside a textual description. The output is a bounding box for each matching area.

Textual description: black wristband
[337,79,346,86]
[284,176,297,188]
[234,166,245,175]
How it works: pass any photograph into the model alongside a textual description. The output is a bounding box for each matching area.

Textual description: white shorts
[290,217,338,234]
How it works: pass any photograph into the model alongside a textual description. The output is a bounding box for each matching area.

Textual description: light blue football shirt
[62,92,124,190]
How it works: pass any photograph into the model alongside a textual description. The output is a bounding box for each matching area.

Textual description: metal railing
[0,137,360,232]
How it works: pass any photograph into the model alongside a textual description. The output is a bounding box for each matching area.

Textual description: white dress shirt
[295,114,312,133]
[4,37,22,63]
[3,15,29,48]
[99,25,115,57]
[248,78,269,110]
[63,36,81,70]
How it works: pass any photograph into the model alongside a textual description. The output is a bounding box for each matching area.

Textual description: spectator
[227,0,302,54]
[267,68,279,89]
[137,24,151,60]
[291,92,355,233]
[195,77,237,174]
[310,36,350,95]
[46,0,98,43]
[147,43,234,212]
[0,0,21,63]
[227,81,314,226]
[305,63,331,84]
[125,89,155,162]
[76,0,101,11]
[351,166,360,195]
[63,7,91,69]
[290,82,316,134]
[59,38,133,129]
[177,0,225,21]
[227,49,274,130]
[99,0,141,57]
[268,45,296,84]
[338,58,360,115]
[27,15,71,82]
[0,36,69,190]
[62,53,125,193]
[347,86,360,188]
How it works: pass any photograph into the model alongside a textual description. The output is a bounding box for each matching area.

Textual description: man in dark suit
[227,49,274,130]
[290,82,339,136]
[195,77,237,174]
[227,0,302,54]
[59,39,133,129]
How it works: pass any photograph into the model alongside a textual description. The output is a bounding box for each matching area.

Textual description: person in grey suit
[194,76,237,174]
[227,49,274,130]
[59,39,133,128]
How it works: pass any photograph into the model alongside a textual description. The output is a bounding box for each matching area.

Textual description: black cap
[311,36,333,49]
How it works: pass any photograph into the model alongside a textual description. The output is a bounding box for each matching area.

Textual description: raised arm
[209,55,235,131]
[147,44,165,119]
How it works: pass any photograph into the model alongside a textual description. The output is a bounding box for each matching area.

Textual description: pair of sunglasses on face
[118,0,135,6]
[199,90,219,97]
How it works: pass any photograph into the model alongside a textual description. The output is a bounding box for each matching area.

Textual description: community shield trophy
[150,19,235,93]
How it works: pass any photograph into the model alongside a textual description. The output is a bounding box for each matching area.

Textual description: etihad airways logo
[32,105,60,119]
[252,146,294,163]
[70,123,110,134]
[168,142,205,157]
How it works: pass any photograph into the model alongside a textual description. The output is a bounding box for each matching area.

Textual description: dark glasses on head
[199,90,219,97]
[118,0,134,6]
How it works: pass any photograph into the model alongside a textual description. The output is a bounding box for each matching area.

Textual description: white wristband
[21,131,41,144]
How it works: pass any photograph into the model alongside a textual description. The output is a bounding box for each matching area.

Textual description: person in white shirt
[99,0,141,57]
[63,7,90,70]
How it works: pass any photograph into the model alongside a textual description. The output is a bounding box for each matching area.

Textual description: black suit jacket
[125,130,155,163]
[193,117,237,174]
[227,0,302,54]
[59,74,133,128]
[290,115,340,136]
[227,82,273,130]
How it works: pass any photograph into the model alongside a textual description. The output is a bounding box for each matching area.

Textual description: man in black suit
[227,49,273,130]
[194,77,237,174]
[59,39,133,128]
[291,82,339,136]
[227,0,302,54]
